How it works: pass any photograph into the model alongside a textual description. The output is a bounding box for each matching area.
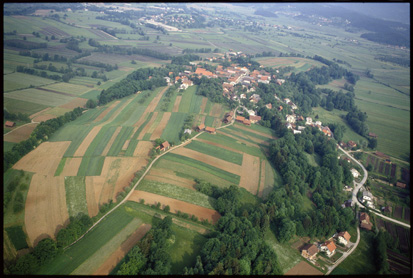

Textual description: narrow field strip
[85,176,105,218]
[133,141,153,157]
[106,127,134,156]
[129,190,221,224]
[137,112,158,140]
[97,98,135,127]
[258,160,266,198]
[184,140,243,165]
[65,176,89,218]
[172,95,182,112]
[150,112,171,140]
[199,97,208,114]
[60,157,82,177]
[101,126,122,156]
[233,123,277,139]
[194,138,244,154]
[216,130,257,147]
[239,154,261,195]
[148,168,195,189]
[71,218,143,275]
[93,101,120,123]
[73,126,102,157]
[93,223,152,275]
[29,107,52,119]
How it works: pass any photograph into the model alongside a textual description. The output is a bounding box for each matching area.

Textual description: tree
[277,218,296,243]
[86,99,97,108]
[368,138,377,149]
[32,238,58,265]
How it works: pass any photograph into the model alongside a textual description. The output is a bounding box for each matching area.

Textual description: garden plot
[285,261,323,275]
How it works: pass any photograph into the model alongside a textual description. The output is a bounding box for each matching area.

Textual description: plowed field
[85,176,105,217]
[239,154,260,194]
[133,141,153,157]
[4,123,38,143]
[59,98,88,109]
[129,190,221,224]
[25,174,69,247]
[60,157,82,177]
[285,261,323,275]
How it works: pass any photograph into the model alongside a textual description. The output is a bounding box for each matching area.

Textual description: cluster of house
[339,140,357,149]
[196,123,216,134]
[301,231,351,261]
[284,112,333,137]
[359,212,373,231]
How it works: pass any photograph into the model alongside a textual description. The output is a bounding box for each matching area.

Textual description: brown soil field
[13,141,71,175]
[133,141,153,157]
[209,103,223,118]
[59,157,82,177]
[93,223,152,275]
[32,113,57,123]
[172,95,182,112]
[29,107,51,119]
[172,147,242,176]
[258,160,266,198]
[216,130,257,147]
[85,176,105,217]
[101,126,122,156]
[122,140,130,151]
[137,112,158,140]
[150,112,171,140]
[4,123,38,143]
[59,97,88,110]
[25,174,69,247]
[129,190,221,224]
[239,154,260,195]
[195,138,244,154]
[146,168,196,190]
[73,126,102,157]
[200,97,208,114]
[93,101,120,123]
[285,261,323,275]
[234,124,277,139]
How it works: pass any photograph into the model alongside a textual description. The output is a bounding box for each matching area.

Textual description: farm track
[64,106,239,250]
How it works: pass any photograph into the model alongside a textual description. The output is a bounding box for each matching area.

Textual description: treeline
[182,48,218,54]
[361,31,409,48]
[95,45,171,60]
[194,76,226,103]
[171,54,201,65]
[56,213,93,248]
[179,115,194,141]
[4,39,47,50]
[4,107,84,172]
[345,109,369,137]
[254,51,277,58]
[375,54,410,68]
[116,217,174,275]
[75,60,118,72]
[254,9,278,18]
[4,109,30,123]
[19,51,68,62]
[16,66,61,81]
[144,23,168,35]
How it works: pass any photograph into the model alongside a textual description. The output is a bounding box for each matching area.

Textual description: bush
[163,205,170,213]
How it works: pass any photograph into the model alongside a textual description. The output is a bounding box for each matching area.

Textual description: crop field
[178,86,196,113]
[5,88,76,107]
[83,125,118,157]
[189,94,204,114]
[3,72,57,92]
[4,123,38,143]
[41,82,91,96]
[64,176,89,218]
[184,140,243,165]
[161,112,186,143]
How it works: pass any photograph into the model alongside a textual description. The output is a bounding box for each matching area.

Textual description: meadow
[184,140,244,165]
[64,176,89,218]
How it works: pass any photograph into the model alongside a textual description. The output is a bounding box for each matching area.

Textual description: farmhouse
[236,116,245,123]
[249,115,261,124]
[293,129,302,135]
[5,121,15,127]
[360,212,373,231]
[249,94,261,103]
[396,182,406,189]
[320,240,336,257]
[314,120,322,126]
[301,244,319,261]
[205,126,216,134]
[297,126,306,131]
[347,141,357,148]
[337,231,351,246]
[305,117,312,125]
[159,141,170,151]
[322,126,332,137]
[243,119,251,126]
[184,129,192,135]
[223,115,233,124]
[197,124,205,132]
[362,190,373,201]
[286,115,296,124]
[351,168,360,178]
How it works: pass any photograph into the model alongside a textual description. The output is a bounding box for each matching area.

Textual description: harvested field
[129,190,221,224]
[194,138,243,154]
[172,95,182,112]
[137,112,158,140]
[59,98,88,110]
[60,157,82,177]
[32,113,57,122]
[93,101,120,123]
[394,206,403,219]
[13,141,70,175]
[4,123,38,143]
[101,127,122,156]
[171,147,242,176]
[85,176,105,217]
[146,168,196,190]
[25,174,69,247]
[150,112,171,140]
[200,97,208,114]
[73,126,102,157]
[133,141,153,157]
[93,224,152,275]
[234,124,276,139]
[285,261,323,275]
[258,160,266,197]
[29,107,52,119]
[239,154,260,195]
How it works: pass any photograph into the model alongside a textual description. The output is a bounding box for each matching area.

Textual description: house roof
[322,240,336,253]
[338,231,351,242]
[5,121,15,127]
[198,124,205,130]
[161,141,170,149]
[249,115,261,122]
[205,126,216,132]
[302,244,319,256]
[236,116,245,121]
[396,182,406,188]
[360,212,370,222]
[243,119,251,125]
[184,129,192,134]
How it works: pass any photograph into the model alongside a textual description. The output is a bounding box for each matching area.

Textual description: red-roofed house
[249,115,261,124]
[159,141,170,151]
[236,116,245,123]
[301,244,319,260]
[337,231,351,246]
[360,212,373,230]
[197,124,205,132]
[321,240,336,257]
[205,126,216,134]
[5,121,15,127]
[265,103,272,109]
[347,141,357,148]
[223,115,232,124]
[243,119,251,126]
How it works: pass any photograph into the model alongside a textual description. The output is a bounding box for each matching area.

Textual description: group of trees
[182,48,217,54]
[320,89,355,112]
[194,76,226,103]
[4,107,84,172]
[16,65,61,81]
[179,114,194,141]
[4,109,30,123]
[171,54,201,65]
[95,44,171,60]
[56,213,93,248]
[4,39,47,49]
[116,216,174,275]
[345,109,369,137]
[374,54,410,68]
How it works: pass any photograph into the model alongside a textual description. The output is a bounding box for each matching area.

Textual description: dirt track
[150,112,171,140]
[25,174,69,247]
[172,147,242,176]
[129,190,221,224]
[93,223,152,275]
[13,141,71,175]
[239,154,260,194]
[73,126,102,157]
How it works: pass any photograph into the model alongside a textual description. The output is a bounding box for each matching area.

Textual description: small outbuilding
[5,121,15,127]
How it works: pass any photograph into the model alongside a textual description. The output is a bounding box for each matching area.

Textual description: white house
[320,240,336,257]
[293,129,302,134]
[351,168,360,178]
[305,117,312,125]
[315,120,322,126]
[362,191,373,201]
[298,126,306,131]
[284,98,291,104]
[337,231,351,246]
[286,115,296,123]
[240,93,246,99]
[286,123,293,129]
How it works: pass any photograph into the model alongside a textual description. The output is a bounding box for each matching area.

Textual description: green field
[4,97,50,115]
[77,156,105,176]
[5,226,28,251]
[161,112,186,144]
[178,86,196,113]
[5,88,75,107]
[4,141,16,153]
[54,157,67,176]
[49,125,94,157]
[229,124,273,142]
[107,126,134,156]
[84,125,118,157]
[4,72,57,92]
[184,140,243,165]
[189,93,203,114]
[162,153,241,185]
[41,82,91,96]
[64,176,89,218]
[138,179,215,209]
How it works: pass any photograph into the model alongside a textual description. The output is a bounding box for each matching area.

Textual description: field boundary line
[65,106,239,249]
